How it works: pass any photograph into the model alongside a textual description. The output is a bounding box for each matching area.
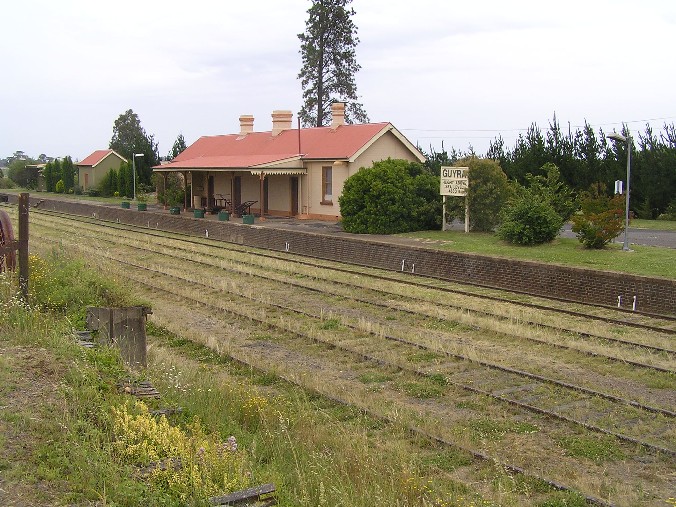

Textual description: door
[290,177,299,216]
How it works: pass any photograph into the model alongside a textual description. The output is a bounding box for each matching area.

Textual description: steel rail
[46,235,674,457]
[30,211,676,347]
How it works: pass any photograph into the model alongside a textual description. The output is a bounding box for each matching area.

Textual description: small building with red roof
[152,103,425,220]
[76,149,127,192]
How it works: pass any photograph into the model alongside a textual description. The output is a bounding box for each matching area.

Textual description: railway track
[23,208,676,505]
[29,209,676,336]
[32,218,675,444]
[36,215,676,375]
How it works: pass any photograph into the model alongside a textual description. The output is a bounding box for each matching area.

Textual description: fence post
[18,193,29,300]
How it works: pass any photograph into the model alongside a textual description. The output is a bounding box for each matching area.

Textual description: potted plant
[136,191,148,211]
[168,193,182,215]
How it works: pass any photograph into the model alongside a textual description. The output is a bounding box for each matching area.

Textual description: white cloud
[1,0,674,158]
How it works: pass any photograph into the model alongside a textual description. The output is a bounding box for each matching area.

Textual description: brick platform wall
[14,196,676,315]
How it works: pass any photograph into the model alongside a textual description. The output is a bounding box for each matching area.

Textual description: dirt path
[0,344,65,506]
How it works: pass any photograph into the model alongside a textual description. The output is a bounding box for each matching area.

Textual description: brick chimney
[331,102,345,129]
[271,110,293,136]
[239,115,254,135]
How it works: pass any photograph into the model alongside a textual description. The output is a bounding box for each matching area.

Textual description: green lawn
[399,230,676,279]
[0,188,157,205]
[631,219,676,231]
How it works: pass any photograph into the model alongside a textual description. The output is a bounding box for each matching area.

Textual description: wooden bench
[209,483,276,506]
[234,200,257,217]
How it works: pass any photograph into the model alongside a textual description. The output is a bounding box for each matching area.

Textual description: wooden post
[18,193,29,299]
[464,195,469,233]
[259,172,265,221]
[183,172,188,210]
[162,173,168,210]
[442,195,447,231]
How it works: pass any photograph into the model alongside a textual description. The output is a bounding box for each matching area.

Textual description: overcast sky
[2,0,675,161]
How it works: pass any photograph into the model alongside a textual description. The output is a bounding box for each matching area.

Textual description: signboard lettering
[440,166,469,196]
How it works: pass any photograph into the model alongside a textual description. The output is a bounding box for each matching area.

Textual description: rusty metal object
[0,208,17,272]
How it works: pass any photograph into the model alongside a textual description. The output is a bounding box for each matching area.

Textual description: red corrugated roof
[78,149,125,167]
[158,123,391,170]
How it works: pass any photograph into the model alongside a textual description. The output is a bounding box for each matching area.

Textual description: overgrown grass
[0,265,168,505]
[1,251,634,506]
[400,230,676,279]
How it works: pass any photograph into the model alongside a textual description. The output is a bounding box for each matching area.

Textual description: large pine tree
[298,0,368,127]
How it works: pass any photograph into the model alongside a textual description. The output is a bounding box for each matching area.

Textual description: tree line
[41,157,76,193]
[424,117,676,219]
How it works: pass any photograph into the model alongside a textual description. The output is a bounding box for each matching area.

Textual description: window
[322,166,333,204]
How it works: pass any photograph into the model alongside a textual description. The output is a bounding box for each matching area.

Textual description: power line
[402,115,676,135]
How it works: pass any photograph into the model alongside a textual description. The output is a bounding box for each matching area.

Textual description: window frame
[321,165,333,205]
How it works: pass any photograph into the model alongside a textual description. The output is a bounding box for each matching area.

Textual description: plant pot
[242,214,255,225]
[137,203,147,211]
[121,201,130,209]
[169,206,181,215]
[194,209,205,218]
[218,210,230,221]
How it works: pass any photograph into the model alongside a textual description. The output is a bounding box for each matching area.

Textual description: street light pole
[132,153,144,201]
[608,131,631,251]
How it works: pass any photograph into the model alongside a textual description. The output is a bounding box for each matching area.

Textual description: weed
[357,371,393,384]
[454,399,486,411]
[422,449,473,472]
[467,418,539,442]
[407,350,444,363]
[401,379,446,399]
[251,333,274,341]
[320,318,341,330]
[557,434,625,463]
[111,401,249,501]
[537,490,588,506]
[251,371,279,386]
[426,373,448,386]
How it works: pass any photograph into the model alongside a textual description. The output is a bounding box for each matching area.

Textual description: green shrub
[87,188,100,197]
[0,177,17,189]
[657,198,676,220]
[571,185,624,248]
[55,179,65,193]
[339,158,441,234]
[98,168,118,197]
[526,163,577,222]
[497,194,563,245]
[460,157,513,232]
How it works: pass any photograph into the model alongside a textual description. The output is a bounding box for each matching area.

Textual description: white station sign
[440,166,468,196]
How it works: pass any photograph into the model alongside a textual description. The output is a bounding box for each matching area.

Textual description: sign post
[440,167,469,233]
